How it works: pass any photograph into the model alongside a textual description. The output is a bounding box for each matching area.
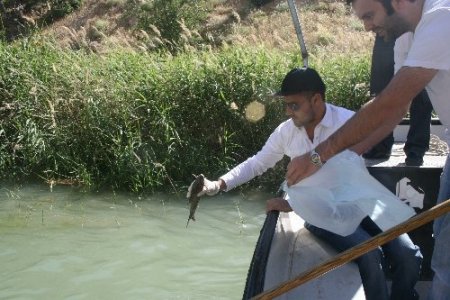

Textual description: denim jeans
[429,154,450,300]
[305,217,422,300]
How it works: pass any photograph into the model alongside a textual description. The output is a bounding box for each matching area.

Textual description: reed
[0,38,370,193]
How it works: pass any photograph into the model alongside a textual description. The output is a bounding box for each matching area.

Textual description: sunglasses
[284,102,301,111]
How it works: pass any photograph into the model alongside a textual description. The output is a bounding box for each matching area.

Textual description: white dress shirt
[220,103,354,191]
[394,0,450,145]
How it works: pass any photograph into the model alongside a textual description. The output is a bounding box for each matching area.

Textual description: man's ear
[311,93,323,105]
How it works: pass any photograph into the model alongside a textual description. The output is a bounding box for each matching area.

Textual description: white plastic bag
[286,150,416,236]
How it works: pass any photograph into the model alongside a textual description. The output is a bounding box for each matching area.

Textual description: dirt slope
[2,0,373,55]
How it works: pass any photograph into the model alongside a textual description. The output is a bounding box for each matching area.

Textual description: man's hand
[186,177,221,198]
[286,153,321,186]
[266,197,293,213]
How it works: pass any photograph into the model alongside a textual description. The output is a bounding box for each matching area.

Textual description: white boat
[244,120,448,299]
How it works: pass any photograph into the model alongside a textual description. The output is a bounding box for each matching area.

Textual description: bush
[0,0,83,41]
[43,0,83,23]
[137,0,209,52]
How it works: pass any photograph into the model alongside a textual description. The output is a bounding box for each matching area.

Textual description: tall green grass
[0,39,369,193]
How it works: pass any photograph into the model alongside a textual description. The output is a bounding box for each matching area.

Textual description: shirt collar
[317,103,333,128]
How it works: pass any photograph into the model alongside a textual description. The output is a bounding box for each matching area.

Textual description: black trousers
[368,35,433,157]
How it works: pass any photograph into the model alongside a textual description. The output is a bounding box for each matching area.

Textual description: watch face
[311,152,322,166]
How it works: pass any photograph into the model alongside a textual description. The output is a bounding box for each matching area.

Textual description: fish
[186,174,205,228]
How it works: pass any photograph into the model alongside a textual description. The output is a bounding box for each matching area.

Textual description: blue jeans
[305,217,422,300]
[429,154,450,300]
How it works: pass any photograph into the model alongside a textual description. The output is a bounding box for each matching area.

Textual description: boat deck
[364,137,448,169]
[264,212,432,300]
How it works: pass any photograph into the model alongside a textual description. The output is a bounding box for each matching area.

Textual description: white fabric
[219,103,354,191]
[395,0,450,145]
[394,32,413,74]
[285,150,416,236]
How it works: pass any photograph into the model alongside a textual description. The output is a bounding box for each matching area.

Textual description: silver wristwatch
[310,149,324,167]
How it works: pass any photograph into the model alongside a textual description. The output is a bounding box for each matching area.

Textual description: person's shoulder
[270,118,296,141]
[276,118,295,131]
[395,32,413,50]
[423,0,450,13]
[420,0,450,26]
[277,118,295,129]
[327,103,354,116]
[325,103,354,127]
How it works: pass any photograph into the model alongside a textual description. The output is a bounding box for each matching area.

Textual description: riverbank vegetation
[1,0,372,193]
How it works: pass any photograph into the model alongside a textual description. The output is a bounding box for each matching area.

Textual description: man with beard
[188,67,422,300]
[285,0,450,298]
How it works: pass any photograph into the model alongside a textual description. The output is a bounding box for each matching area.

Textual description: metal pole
[287,0,308,68]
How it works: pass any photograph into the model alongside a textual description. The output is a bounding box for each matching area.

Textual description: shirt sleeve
[220,124,287,191]
[404,10,450,71]
[394,32,413,74]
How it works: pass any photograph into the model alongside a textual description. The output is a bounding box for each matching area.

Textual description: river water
[0,185,271,300]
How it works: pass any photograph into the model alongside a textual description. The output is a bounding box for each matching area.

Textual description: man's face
[352,0,410,40]
[283,93,316,128]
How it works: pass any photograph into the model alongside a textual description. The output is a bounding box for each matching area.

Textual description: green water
[0,185,270,299]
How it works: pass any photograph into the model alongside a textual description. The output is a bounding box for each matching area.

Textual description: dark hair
[275,68,326,99]
[346,0,394,15]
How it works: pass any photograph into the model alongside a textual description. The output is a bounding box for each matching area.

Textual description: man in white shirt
[285,0,450,298]
[188,67,422,300]
[189,68,355,194]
